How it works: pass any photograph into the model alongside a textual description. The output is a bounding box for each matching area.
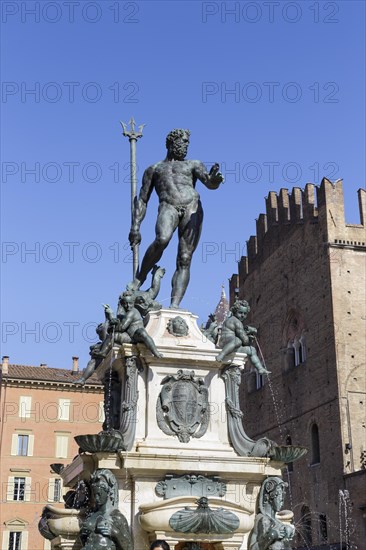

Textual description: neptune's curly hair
[166,129,190,149]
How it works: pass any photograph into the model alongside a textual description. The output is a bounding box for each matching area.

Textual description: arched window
[311,423,320,464]
[299,331,307,363]
[293,338,300,366]
[286,341,295,369]
[283,310,306,368]
[292,332,306,366]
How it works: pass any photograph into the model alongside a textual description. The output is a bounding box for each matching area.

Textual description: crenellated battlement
[230,178,365,290]
[264,184,317,228]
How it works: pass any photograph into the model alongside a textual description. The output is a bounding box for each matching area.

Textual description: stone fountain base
[46,309,293,550]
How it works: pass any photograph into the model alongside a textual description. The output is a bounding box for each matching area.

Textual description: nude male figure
[129,129,223,308]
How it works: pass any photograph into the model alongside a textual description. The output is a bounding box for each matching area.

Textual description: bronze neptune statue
[128,129,224,308]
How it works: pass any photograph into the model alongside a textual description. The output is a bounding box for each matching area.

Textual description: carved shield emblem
[156,370,209,443]
[172,381,197,425]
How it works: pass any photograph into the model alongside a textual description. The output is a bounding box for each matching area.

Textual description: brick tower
[229,179,366,549]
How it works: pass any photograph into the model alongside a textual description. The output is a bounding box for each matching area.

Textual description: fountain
[38,125,307,550]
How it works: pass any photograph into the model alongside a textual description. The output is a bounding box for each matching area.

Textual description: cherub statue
[79,469,133,550]
[74,267,165,384]
[215,300,270,374]
[73,305,114,385]
[114,290,163,358]
[249,476,295,550]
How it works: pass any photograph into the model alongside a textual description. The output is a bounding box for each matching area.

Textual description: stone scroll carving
[156,369,209,443]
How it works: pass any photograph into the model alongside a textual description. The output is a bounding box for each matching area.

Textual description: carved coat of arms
[156,370,209,443]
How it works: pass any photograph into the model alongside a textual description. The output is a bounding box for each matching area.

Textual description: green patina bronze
[169,497,240,534]
[167,316,189,337]
[74,266,165,386]
[249,477,295,550]
[79,469,133,550]
[128,129,224,308]
[201,313,219,345]
[216,300,270,375]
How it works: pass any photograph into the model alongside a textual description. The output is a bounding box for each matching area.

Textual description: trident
[120,117,145,279]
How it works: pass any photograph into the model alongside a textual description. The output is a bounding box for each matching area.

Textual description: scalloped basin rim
[139,495,252,515]
[74,433,125,452]
[138,495,254,535]
[270,445,308,463]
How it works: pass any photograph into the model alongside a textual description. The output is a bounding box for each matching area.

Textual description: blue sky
[1,0,365,369]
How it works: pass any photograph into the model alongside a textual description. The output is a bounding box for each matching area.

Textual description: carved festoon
[155,474,226,499]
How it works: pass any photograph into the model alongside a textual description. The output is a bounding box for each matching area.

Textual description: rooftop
[1,364,102,386]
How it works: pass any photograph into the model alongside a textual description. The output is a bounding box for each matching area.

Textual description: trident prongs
[120,117,145,141]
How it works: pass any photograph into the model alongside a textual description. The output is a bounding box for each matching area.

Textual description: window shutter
[58,399,70,421]
[24,477,32,502]
[62,436,68,458]
[2,530,10,549]
[7,476,15,501]
[21,530,28,550]
[48,479,55,502]
[55,435,68,458]
[43,538,52,550]
[28,435,34,456]
[11,434,18,455]
[19,396,32,418]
